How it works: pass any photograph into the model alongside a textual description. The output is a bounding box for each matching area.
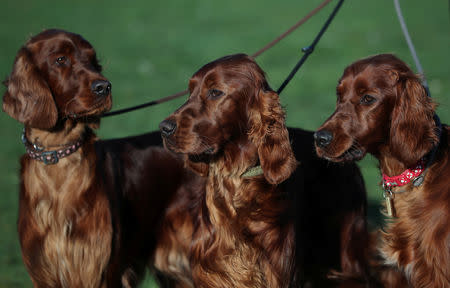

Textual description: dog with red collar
[314,54,449,287]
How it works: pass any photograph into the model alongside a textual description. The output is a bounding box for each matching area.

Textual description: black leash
[102,0,344,118]
[102,90,187,118]
[276,0,345,95]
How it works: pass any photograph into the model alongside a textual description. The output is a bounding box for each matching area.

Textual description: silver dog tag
[383,187,396,217]
[385,196,395,217]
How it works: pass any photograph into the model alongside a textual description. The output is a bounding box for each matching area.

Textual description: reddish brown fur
[315,54,450,287]
[156,54,372,287]
[3,29,195,288]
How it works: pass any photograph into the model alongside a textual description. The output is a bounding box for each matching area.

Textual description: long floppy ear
[2,47,58,129]
[249,89,297,184]
[390,74,438,166]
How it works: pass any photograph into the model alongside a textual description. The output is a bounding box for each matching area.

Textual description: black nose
[159,120,177,137]
[91,80,111,96]
[314,130,333,148]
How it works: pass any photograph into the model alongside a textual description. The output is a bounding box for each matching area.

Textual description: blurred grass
[0,0,449,286]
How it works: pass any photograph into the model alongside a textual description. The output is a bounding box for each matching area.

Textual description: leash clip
[301,46,314,54]
[22,128,44,151]
[412,175,424,187]
[33,142,45,152]
[382,183,394,199]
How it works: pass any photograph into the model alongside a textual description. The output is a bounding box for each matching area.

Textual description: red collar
[382,158,426,188]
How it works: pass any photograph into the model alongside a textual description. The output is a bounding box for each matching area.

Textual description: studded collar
[22,129,83,165]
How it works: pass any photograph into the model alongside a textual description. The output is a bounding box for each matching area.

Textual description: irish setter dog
[2,29,199,287]
[315,54,449,287]
[156,54,371,287]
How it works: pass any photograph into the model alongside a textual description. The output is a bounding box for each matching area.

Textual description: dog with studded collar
[3,29,197,288]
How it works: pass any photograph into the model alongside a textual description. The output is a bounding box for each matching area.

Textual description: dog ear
[184,155,209,177]
[2,47,58,129]
[249,89,297,184]
[390,74,438,167]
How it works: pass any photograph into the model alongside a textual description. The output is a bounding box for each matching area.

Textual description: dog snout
[91,80,111,96]
[314,130,333,148]
[159,119,177,137]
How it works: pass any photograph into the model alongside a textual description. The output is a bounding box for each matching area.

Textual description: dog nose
[91,80,111,96]
[159,120,177,137]
[314,130,333,148]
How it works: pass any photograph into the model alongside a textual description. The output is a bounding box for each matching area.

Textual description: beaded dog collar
[22,129,83,165]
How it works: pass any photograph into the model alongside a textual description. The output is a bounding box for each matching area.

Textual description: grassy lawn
[0,0,448,286]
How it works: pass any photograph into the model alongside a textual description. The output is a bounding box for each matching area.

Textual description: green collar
[241,165,264,178]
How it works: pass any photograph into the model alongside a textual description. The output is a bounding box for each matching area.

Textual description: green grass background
[1,0,449,286]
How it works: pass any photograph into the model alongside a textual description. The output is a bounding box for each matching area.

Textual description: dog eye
[360,94,376,105]
[207,89,224,99]
[55,56,68,65]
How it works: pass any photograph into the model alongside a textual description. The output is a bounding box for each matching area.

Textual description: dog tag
[385,196,395,217]
[383,186,396,217]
